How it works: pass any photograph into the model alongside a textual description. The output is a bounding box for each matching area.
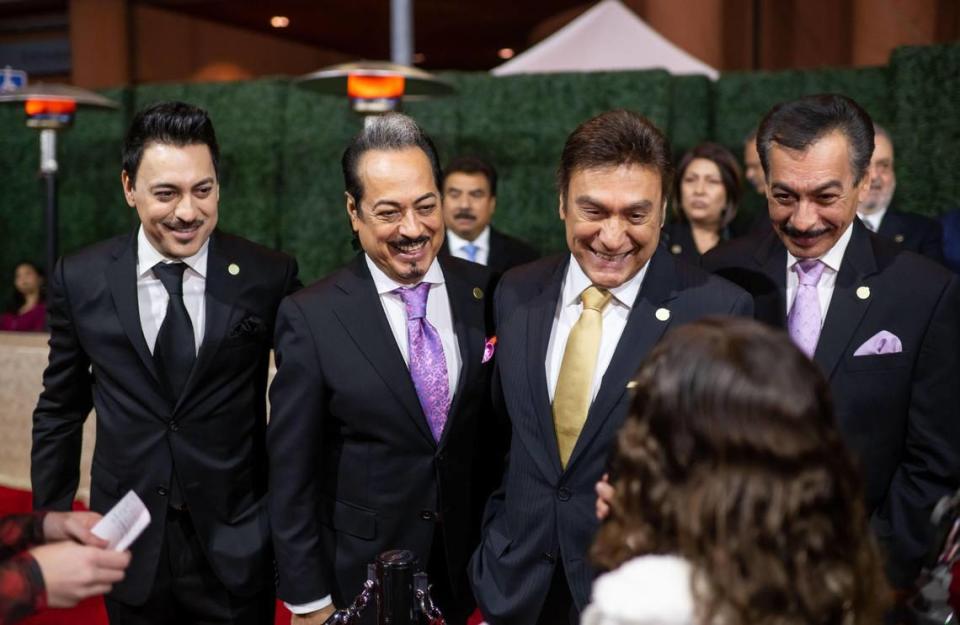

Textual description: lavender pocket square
[853,331,903,356]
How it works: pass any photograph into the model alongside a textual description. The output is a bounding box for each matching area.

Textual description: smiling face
[442,172,497,241]
[348,147,443,284]
[122,142,219,259]
[680,158,727,228]
[561,164,664,288]
[766,131,870,259]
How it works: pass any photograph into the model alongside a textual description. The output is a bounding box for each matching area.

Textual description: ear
[855,173,871,204]
[558,195,566,221]
[489,195,497,215]
[345,192,361,232]
[659,198,668,227]
[121,170,136,208]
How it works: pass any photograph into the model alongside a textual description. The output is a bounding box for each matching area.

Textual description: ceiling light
[270,16,290,28]
[498,48,515,60]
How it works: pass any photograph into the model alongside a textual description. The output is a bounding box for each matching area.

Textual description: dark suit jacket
[268,254,496,617]
[702,220,960,585]
[31,230,300,605]
[661,221,703,264]
[441,227,539,277]
[876,204,944,264]
[469,249,753,624]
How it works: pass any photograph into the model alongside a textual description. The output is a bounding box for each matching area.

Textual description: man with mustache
[31,101,300,624]
[268,113,496,624]
[856,124,944,263]
[702,94,960,591]
[468,109,753,625]
[440,156,539,276]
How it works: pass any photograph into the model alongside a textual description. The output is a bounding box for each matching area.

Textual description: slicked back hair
[122,101,220,187]
[757,94,874,184]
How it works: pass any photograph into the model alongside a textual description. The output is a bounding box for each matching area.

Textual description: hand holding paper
[91,490,151,551]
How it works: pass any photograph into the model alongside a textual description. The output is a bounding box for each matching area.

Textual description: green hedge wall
[0,43,956,287]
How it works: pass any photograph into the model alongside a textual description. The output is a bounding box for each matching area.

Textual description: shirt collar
[561,254,648,310]
[857,206,887,232]
[365,253,445,296]
[445,226,491,253]
[786,220,854,274]
[137,225,209,278]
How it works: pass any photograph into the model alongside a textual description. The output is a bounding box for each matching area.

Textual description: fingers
[595,478,615,521]
[63,514,109,548]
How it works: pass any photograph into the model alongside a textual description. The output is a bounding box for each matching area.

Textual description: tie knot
[396,282,431,320]
[153,262,188,295]
[580,285,612,312]
[795,259,826,286]
[462,243,479,262]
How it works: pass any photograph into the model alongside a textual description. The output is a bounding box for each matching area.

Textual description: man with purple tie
[267,113,496,625]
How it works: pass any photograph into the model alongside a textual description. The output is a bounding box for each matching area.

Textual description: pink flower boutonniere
[483,336,497,363]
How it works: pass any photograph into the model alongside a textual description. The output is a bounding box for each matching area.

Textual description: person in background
[0,261,46,332]
[588,317,888,625]
[1,510,131,624]
[742,128,765,197]
[440,155,539,277]
[662,143,742,263]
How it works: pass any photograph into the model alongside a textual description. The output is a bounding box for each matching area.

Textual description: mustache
[780,222,831,239]
[162,218,203,231]
[453,210,476,220]
[388,235,431,249]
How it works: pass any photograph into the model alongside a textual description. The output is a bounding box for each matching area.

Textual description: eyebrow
[575,195,653,210]
[372,192,438,209]
[770,180,843,195]
[148,177,215,191]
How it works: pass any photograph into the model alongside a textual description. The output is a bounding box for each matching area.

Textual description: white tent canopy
[492,0,719,80]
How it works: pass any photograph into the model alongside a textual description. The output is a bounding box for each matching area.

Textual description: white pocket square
[853,330,902,356]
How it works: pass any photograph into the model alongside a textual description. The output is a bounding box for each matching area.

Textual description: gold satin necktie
[552,285,612,468]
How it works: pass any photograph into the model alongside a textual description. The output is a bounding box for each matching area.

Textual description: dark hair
[757,94,874,184]
[122,101,220,187]
[743,127,758,144]
[341,112,442,208]
[557,109,673,205]
[592,317,888,625]
[6,260,45,313]
[442,155,498,196]
[673,142,742,229]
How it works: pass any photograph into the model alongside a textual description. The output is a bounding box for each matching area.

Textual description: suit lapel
[753,230,789,328]
[814,223,878,379]
[105,231,161,385]
[487,228,507,275]
[333,255,437,447]
[565,250,677,473]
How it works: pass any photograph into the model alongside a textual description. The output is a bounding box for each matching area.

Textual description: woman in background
[662,143,742,263]
[0,261,46,332]
[586,318,888,625]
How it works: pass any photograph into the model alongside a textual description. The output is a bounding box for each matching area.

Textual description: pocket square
[482,336,497,364]
[229,314,265,339]
[853,331,902,356]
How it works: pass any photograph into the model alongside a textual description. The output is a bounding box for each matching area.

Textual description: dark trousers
[426,524,473,625]
[105,508,274,625]
[536,561,578,625]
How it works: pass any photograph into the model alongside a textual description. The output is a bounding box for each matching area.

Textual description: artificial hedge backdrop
[0,43,956,286]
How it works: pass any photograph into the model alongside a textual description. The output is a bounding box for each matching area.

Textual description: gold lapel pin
[655,307,671,321]
[472,287,483,300]
[626,380,639,389]
[670,244,682,255]
[894,234,905,243]
[228,263,240,276]
[856,286,870,300]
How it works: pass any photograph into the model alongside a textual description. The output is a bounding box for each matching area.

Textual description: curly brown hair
[591,317,888,625]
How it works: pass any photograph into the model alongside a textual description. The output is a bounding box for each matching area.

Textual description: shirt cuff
[285,595,333,614]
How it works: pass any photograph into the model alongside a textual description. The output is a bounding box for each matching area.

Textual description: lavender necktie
[396,283,450,441]
[788,259,827,357]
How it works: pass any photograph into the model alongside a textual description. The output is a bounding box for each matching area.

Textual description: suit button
[557,487,571,501]
[168,420,179,432]
[542,552,556,563]
[156,486,168,497]
[420,510,435,521]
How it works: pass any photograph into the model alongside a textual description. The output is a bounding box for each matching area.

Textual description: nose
[174,196,198,222]
[596,216,627,250]
[790,199,820,231]
[693,179,706,195]
[398,207,424,238]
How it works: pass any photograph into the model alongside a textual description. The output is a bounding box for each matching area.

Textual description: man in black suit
[857,124,944,263]
[440,155,538,276]
[703,94,960,589]
[268,114,495,625]
[31,102,300,623]
[469,110,753,625]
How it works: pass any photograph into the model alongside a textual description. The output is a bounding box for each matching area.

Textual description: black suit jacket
[31,230,300,604]
[268,254,496,617]
[468,249,753,624]
[702,220,960,585]
[441,227,539,277]
[875,205,945,264]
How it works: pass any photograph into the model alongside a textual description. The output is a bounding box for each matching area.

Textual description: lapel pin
[626,380,639,389]
[894,234,905,243]
[655,307,671,321]
[670,244,682,255]
[228,263,240,276]
[472,287,483,300]
[856,286,870,300]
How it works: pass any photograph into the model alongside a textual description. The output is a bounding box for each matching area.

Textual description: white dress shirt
[446,226,490,266]
[785,223,854,328]
[285,255,462,616]
[546,255,648,403]
[137,226,207,354]
[857,206,887,233]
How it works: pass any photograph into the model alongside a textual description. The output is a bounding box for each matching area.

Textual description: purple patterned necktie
[788,259,827,357]
[396,283,450,441]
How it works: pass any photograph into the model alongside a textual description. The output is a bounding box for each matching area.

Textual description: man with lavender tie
[267,113,496,625]
[703,94,960,591]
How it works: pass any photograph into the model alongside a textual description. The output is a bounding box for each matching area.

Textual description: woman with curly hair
[586,317,888,625]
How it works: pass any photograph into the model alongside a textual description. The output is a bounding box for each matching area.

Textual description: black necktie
[152,262,196,400]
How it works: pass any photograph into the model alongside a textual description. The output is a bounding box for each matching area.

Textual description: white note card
[91,490,151,551]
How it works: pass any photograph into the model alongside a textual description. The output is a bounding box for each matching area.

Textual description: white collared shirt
[136,226,208,354]
[785,222,854,328]
[857,206,887,233]
[446,226,490,266]
[546,255,649,403]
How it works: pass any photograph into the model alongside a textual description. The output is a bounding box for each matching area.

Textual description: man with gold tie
[468,109,753,625]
